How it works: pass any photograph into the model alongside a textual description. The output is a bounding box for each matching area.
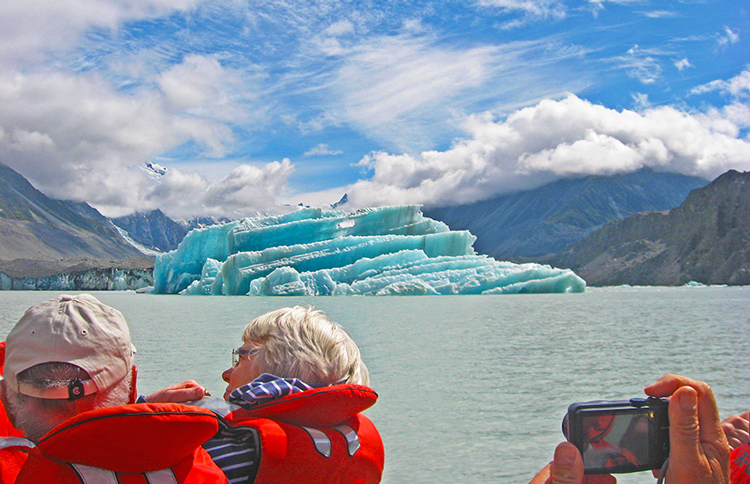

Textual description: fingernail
[556,444,577,466]
[678,389,697,411]
[204,389,211,396]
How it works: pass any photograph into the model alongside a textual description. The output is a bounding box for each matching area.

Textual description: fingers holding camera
[550,443,585,484]
[529,443,615,484]
[722,411,750,450]
[645,374,730,484]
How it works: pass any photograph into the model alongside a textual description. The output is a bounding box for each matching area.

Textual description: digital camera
[562,397,670,474]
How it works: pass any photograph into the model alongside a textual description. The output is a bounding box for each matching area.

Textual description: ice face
[152,205,586,295]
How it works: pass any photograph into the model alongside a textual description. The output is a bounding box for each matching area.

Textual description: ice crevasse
[152,205,586,296]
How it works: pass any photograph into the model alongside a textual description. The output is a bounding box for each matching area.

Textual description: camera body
[562,397,670,474]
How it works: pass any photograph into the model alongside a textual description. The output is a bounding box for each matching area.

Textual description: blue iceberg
[152,206,586,295]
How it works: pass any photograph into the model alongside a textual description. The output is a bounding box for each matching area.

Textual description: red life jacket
[11,403,228,484]
[224,384,384,484]
[732,442,750,484]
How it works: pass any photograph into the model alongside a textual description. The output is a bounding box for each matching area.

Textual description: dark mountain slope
[424,169,708,260]
[0,163,153,278]
[111,209,188,253]
[547,170,750,286]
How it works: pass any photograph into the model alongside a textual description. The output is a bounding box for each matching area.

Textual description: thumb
[551,442,584,484]
[668,387,702,472]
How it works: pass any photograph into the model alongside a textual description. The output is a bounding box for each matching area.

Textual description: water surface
[1,287,748,484]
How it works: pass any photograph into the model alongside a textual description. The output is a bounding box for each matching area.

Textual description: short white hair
[1,362,133,441]
[242,306,369,386]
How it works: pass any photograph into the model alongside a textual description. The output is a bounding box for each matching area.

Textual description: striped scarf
[227,373,318,408]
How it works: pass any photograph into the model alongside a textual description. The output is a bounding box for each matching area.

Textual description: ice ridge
[152,205,586,295]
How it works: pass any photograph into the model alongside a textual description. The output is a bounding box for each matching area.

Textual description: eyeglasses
[231,347,258,367]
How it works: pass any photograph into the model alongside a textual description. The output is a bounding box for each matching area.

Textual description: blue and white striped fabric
[227,373,317,408]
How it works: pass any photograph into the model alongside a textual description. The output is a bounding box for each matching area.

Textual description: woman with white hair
[222,305,369,402]
[202,305,384,484]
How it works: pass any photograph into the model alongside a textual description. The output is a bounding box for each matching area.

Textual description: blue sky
[0,0,748,218]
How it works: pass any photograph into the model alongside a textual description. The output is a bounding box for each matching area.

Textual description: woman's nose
[222,367,233,383]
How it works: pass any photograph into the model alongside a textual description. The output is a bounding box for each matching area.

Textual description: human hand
[645,374,730,484]
[529,443,616,484]
[722,410,750,450]
[145,380,211,403]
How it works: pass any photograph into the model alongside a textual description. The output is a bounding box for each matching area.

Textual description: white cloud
[631,92,650,110]
[0,69,238,213]
[0,0,200,67]
[616,45,663,84]
[304,144,343,157]
[718,26,740,46]
[690,69,750,130]
[640,10,679,19]
[345,94,750,208]
[328,33,591,152]
[473,0,567,21]
[691,69,750,99]
[674,58,693,71]
[135,160,295,218]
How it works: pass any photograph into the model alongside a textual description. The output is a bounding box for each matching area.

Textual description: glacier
[152,205,586,296]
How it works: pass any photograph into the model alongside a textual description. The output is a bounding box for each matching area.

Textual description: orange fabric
[0,398,24,438]
[38,403,219,473]
[230,385,378,428]
[0,446,30,484]
[226,384,384,484]
[15,403,228,484]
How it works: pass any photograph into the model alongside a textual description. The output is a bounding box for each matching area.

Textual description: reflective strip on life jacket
[334,425,360,456]
[70,464,179,484]
[0,437,36,451]
[301,425,361,458]
[302,426,332,457]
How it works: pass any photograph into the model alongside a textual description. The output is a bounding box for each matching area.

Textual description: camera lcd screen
[580,409,653,473]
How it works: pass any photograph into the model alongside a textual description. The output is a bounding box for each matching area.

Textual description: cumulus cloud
[145,160,294,217]
[345,93,750,209]
[0,67,242,214]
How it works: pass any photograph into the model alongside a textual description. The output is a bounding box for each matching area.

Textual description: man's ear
[0,380,18,427]
[128,366,138,404]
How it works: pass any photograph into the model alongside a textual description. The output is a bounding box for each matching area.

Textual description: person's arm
[143,380,211,403]
[722,411,750,450]
[645,374,730,484]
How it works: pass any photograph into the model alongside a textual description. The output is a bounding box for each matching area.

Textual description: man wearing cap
[0,294,227,484]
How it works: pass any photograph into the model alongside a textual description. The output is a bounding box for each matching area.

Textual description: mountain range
[545,169,750,286]
[424,168,708,260]
[0,163,152,280]
[2,161,748,287]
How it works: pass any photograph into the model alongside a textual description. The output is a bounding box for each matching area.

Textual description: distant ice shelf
[152,205,586,296]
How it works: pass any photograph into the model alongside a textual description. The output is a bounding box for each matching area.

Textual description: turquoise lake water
[2,286,749,484]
